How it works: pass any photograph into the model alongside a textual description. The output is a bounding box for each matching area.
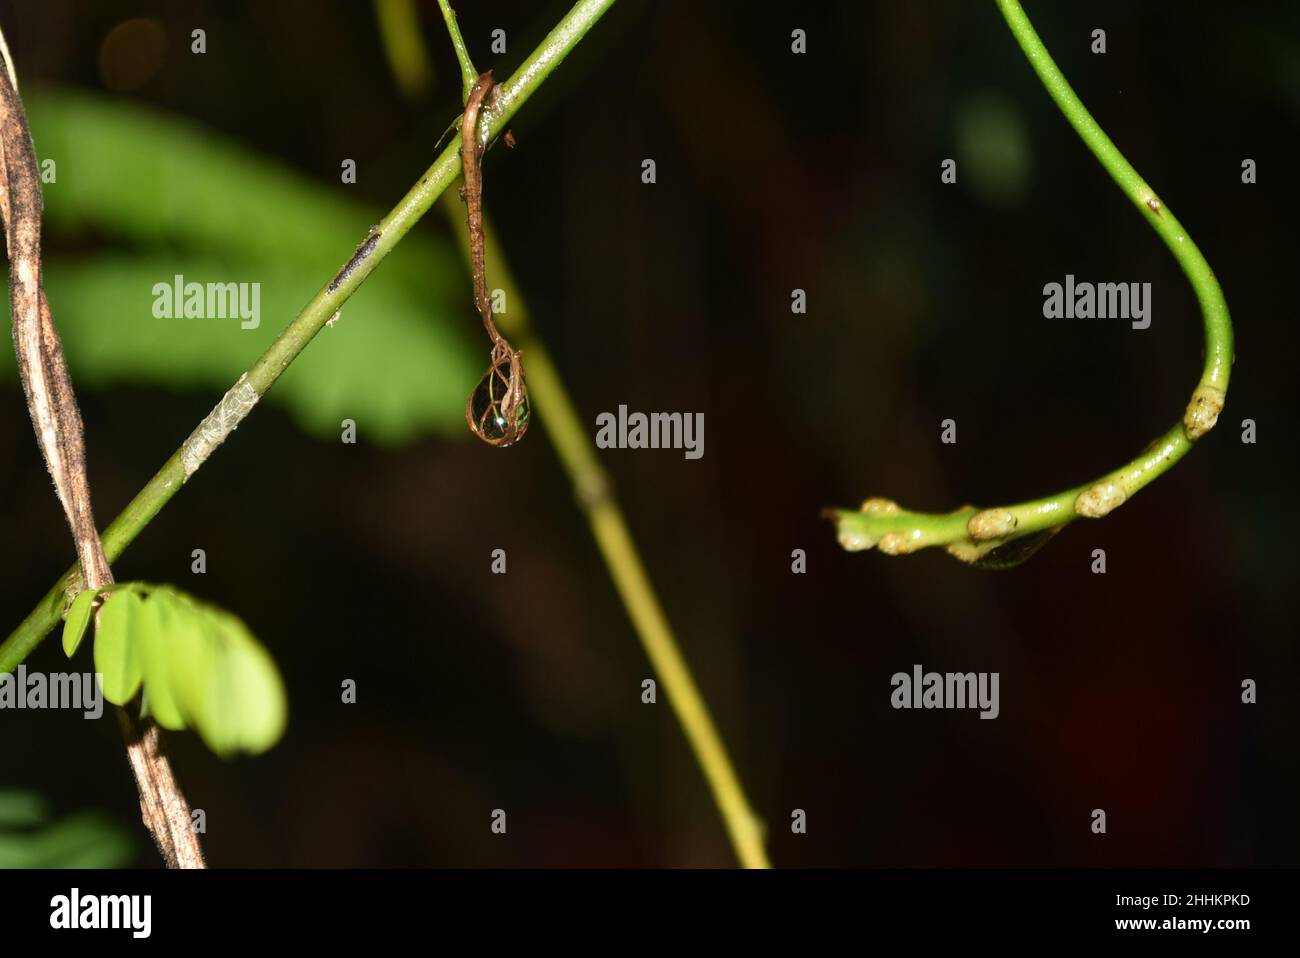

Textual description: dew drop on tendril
[466,359,530,447]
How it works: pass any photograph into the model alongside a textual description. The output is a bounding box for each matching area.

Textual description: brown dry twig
[0,37,205,869]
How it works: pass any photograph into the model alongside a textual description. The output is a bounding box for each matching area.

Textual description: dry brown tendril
[461,70,529,447]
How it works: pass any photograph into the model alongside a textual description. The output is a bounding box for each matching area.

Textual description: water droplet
[466,359,530,446]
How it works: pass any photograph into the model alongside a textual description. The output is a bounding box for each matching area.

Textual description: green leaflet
[194,608,288,756]
[1,88,480,443]
[91,583,287,757]
[94,588,144,705]
[61,588,97,658]
[137,589,184,731]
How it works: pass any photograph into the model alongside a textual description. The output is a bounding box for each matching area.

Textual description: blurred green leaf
[0,88,480,443]
[62,588,97,658]
[192,603,287,756]
[0,791,133,869]
[0,791,49,828]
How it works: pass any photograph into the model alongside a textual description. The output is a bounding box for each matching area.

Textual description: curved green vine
[827,0,1234,566]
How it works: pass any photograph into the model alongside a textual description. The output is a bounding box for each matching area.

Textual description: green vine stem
[436,0,479,103]
[440,196,770,869]
[827,0,1234,565]
[0,0,617,671]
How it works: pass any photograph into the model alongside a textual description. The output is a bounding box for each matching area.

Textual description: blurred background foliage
[1,0,1298,867]
[0,790,133,867]
[2,89,480,443]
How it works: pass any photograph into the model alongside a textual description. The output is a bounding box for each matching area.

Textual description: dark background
[1,0,1297,866]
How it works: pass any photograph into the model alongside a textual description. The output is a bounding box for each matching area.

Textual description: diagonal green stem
[441,197,770,869]
[828,0,1233,565]
[0,0,618,672]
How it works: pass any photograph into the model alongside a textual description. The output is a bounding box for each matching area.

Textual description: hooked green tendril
[827,0,1234,567]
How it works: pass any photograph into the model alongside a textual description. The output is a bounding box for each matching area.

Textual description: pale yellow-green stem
[440,196,770,869]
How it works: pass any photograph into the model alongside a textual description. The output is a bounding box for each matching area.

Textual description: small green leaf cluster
[63,583,286,757]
